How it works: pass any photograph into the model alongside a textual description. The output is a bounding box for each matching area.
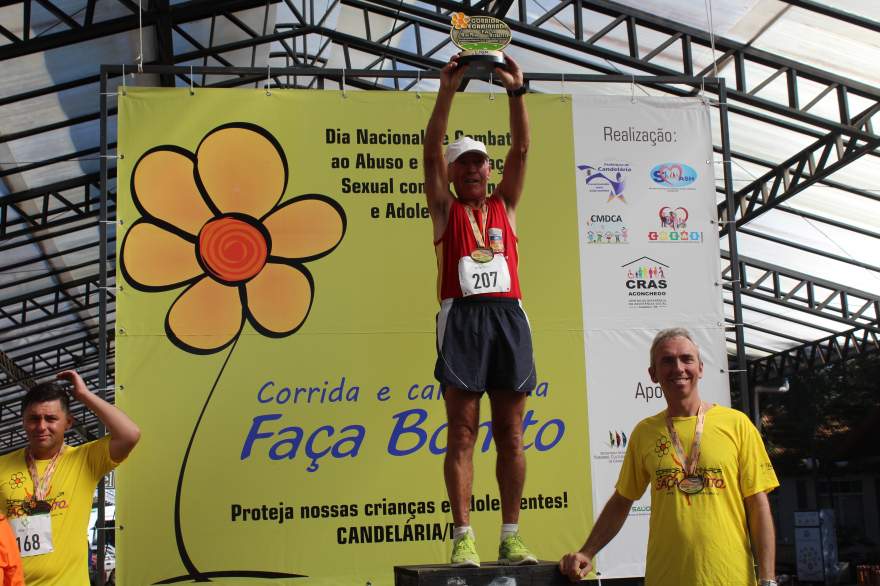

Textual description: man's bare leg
[488,390,536,564]
[488,390,527,524]
[444,387,481,527]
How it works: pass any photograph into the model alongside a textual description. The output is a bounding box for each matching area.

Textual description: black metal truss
[721,252,880,333]
[724,298,838,337]
[718,130,880,234]
[777,0,880,35]
[0,327,112,391]
[0,349,36,389]
[0,274,115,343]
[748,325,880,383]
[715,146,880,209]
[344,0,880,136]
[0,0,281,60]
[325,1,879,232]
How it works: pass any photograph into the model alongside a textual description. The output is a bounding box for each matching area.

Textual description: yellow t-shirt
[616,405,779,586]
[0,437,116,586]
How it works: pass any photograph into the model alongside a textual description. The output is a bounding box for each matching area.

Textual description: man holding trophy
[422,12,537,568]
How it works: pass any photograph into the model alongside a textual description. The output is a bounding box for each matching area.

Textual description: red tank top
[435,196,522,301]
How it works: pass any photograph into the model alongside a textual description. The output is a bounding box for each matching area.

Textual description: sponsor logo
[649,162,697,189]
[648,206,703,243]
[622,257,669,309]
[577,162,631,203]
[608,430,628,449]
[593,429,629,465]
[629,503,651,517]
[586,213,628,244]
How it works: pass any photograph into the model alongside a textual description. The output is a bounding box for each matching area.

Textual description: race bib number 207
[458,254,512,296]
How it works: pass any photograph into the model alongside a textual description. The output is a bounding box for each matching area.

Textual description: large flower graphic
[120,122,345,355]
[120,123,344,583]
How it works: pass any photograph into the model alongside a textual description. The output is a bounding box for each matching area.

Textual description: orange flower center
[198,216,268,283]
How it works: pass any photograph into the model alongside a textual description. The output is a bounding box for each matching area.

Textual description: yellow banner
[116,87,589,585]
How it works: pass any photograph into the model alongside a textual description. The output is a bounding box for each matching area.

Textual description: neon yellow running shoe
[450,533,480,567]
[498,534,538,565]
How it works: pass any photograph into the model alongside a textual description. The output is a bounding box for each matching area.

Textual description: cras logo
[622,256,669,309]
[648,206,703,243]
[577,162,631,203]
[586,213,628,244]
[649,162,697,189]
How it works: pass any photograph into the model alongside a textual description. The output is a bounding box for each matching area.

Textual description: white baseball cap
[446,136,489,163]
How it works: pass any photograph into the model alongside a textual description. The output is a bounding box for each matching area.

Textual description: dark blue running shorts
[434,296,537,393]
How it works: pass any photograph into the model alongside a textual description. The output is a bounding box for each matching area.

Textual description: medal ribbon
[25,446,64,502]
[464,204,488,249]
[665,402,704,477]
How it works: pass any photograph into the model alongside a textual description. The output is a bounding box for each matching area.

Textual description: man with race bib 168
[0,371,140,585]
[423,53,537,568]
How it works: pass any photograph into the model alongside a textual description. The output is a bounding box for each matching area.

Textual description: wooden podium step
[394,561,572,585]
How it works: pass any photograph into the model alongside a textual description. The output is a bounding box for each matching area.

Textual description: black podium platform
[394,561,572,585]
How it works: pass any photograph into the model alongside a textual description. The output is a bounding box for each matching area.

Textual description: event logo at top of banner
[649,162,697,190]
[648,206,702,243]
[622,257,669,309]
[586,213,629,245]
[577,163,631,203]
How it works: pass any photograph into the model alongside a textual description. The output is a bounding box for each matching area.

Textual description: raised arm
[558,490,633,582]
[57,370,141,463]
[424,57,467,241]
[744,491,776,584]
[493,54,530,214]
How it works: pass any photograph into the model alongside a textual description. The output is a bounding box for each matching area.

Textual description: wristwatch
[759,580,777,586]
[506,85,527,98]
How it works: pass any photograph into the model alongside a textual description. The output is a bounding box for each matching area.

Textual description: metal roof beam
[0,307,115,345]
[718,130,880,231]
[721,253,880,332]
[736,227,880,275]
[723,298,839,336]
[0,274,113,338]
[749,325,880,382]
[777,0,880,35]
[342,0,880,141]
[0,0,281,60]
[0,350,36,391]
[715,145,880,205]
[0,351,114,396]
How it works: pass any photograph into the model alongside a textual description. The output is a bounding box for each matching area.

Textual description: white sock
[453,526,473,541]
[500,523,518,542]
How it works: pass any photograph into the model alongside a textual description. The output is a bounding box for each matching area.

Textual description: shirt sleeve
[0,518,24,586]
[737,412,779,498]
[84,436,118,481]
[615,422,651,501]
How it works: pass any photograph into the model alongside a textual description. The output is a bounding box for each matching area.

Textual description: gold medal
[27,500,52,515]
[665,403,707,497]
[677,475,705,495]
[470,247,494,263]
